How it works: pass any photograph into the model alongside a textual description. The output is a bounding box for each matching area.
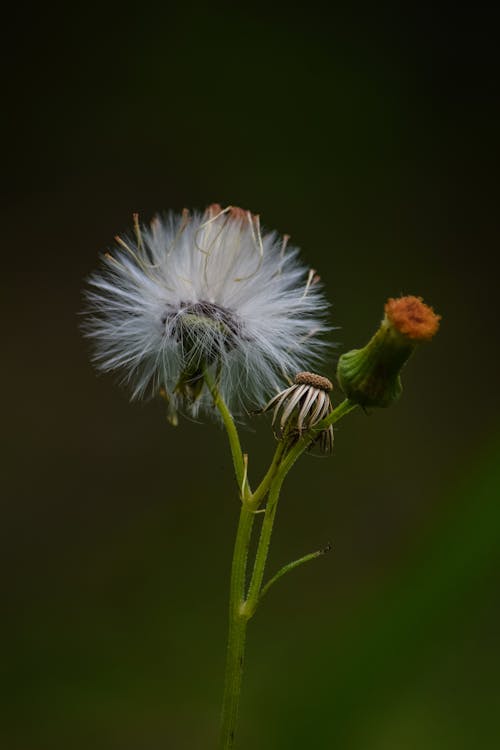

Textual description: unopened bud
[337,296,440,408]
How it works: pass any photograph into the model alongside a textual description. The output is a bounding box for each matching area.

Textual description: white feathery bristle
[83,204,332,418]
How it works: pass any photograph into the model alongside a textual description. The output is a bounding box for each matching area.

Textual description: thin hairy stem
[242,472,285,618]
[219,504,254,750]
[279,398,357,477]
[215,395,357,748]
[248,436,288,509]
[205,375,253,749]
[244,399,356,618]
[260,544,331,601]
[204,370,248,495]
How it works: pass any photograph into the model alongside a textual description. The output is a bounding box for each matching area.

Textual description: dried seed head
[263,372,335,453]
[294,372,333,391]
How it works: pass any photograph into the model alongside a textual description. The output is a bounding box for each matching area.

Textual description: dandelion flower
[83,204,330,419]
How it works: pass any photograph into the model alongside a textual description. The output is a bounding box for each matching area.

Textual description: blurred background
[3,5,499,749]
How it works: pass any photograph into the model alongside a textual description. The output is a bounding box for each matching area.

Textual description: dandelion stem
[217,396,357,748]
[204,370,248,495]
[243,400,357,620]
[242,471,285,618]
[248,437,288,509]
[206,376,254,748]
[278,398,357,477]
[219,504,254,750]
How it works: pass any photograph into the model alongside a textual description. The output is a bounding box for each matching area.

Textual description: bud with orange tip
[337,296,441,408]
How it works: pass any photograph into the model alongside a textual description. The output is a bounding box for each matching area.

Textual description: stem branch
[215,394,357,748]
[260,544,331,601]
[242,472,285,618]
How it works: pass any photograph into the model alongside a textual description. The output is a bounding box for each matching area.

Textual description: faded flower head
[83,205,330,419]
[264,371,334,452]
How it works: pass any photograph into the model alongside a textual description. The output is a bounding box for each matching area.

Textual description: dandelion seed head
[83,205,331,418]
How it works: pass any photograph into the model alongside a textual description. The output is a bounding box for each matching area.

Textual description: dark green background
[3,6,499,748]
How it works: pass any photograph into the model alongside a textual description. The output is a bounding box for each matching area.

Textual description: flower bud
[337,296,440,408]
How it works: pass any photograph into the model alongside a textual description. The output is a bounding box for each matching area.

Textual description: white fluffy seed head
[83,204,331,419]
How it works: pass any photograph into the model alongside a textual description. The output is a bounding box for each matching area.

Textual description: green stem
[242,473,285,617]
[204,375,253,748]
[260,544,331,601]
[215,424,287,748]
[219,504,254,750]
[244,398,356,618]
[204,369,247,494]
[215,393,357,748]
[278,398,357,478]
[248,436,288,509]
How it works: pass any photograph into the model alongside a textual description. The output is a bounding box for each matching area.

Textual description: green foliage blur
[3,5,499,748]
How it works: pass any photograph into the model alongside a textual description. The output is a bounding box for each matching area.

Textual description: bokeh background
[3,6,499,749]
